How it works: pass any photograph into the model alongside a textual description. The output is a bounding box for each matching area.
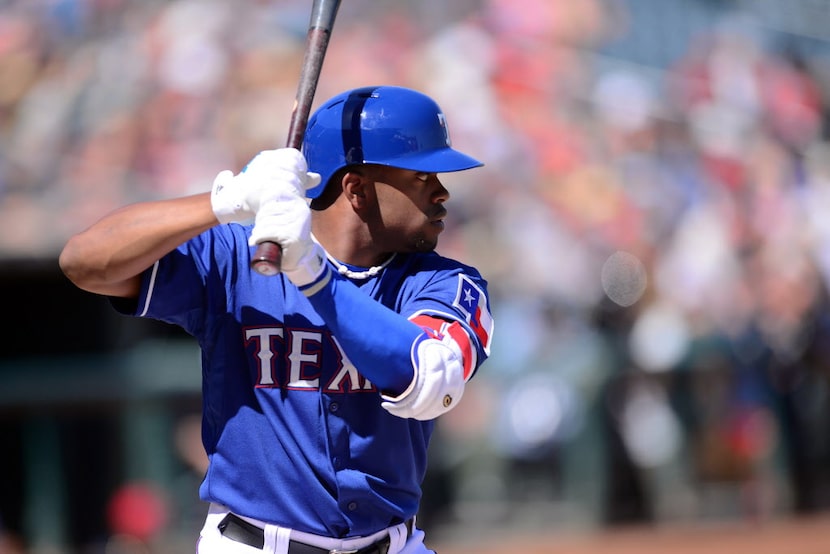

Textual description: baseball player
[60,86,494,554]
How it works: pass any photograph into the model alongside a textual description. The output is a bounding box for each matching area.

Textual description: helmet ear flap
[302,86,483,200]
[309,166,351,209]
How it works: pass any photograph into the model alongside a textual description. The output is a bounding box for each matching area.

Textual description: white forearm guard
[380,334,467,421]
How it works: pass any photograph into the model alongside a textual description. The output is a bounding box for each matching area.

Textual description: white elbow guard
[381,334,467,421]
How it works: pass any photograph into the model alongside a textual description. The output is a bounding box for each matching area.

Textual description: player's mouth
[429,207,447,228]
[429,214,446,231]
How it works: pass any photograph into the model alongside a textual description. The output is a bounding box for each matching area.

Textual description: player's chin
[412,233,439,252]
[410,220,443,250]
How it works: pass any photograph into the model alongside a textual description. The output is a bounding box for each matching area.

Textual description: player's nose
[432,177,450,203]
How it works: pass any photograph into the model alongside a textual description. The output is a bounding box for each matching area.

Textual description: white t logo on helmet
[437,112,451,146]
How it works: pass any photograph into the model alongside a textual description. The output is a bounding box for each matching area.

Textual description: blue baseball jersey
[118,223,492,538]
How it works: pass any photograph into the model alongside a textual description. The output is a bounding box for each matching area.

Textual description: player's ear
[343,170,369,208]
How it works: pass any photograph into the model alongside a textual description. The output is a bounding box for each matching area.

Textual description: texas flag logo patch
[453,274,493,355]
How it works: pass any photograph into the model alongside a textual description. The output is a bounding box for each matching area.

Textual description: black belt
[217,513,414,554]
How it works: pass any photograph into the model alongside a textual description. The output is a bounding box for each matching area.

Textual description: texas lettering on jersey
[244,326,376,392]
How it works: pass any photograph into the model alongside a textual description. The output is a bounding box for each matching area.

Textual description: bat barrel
[286,27,334,149]
[310,0,340,31]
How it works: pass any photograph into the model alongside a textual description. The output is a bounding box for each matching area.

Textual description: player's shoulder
[395,251,487,284]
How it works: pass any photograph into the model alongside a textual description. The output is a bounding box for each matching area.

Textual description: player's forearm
[60,193,218,297]
[302,270,423,394]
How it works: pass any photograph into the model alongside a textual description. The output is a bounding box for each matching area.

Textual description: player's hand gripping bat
[250,0,341,276]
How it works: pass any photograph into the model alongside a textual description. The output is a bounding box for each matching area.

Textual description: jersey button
[329,402,339,413]
[347,501,358,511]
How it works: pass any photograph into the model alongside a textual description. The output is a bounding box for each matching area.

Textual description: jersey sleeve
[115,225,245,337]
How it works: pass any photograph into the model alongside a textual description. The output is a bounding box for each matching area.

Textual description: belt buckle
[329,550,359,554]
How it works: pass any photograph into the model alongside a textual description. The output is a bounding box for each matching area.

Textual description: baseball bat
[250,0,341,276]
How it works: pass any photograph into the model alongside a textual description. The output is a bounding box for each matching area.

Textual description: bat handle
[250,111,304,276]
[251,242,282,276]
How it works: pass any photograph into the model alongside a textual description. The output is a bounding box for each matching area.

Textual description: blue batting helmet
[302,86,483,199]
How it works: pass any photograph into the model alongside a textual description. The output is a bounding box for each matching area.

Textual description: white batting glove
[210,148,322,225]
[249,193,327,288]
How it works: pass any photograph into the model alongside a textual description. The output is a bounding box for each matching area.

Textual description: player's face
[366,165,450,253]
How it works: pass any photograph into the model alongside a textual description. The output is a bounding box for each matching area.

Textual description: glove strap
[211,170,248,225]
[287,242,331,295]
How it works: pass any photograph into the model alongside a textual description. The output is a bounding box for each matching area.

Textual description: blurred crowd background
[3,0,830,552]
